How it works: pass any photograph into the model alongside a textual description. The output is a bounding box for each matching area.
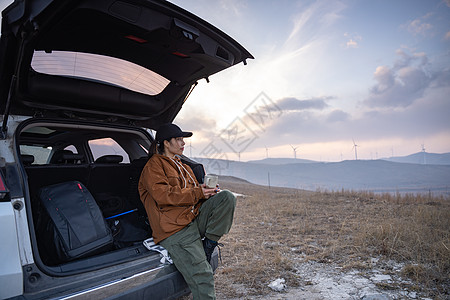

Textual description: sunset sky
[170,0,450,162]
[1,0,449,162]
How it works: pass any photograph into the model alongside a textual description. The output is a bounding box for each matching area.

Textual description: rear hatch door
[0,0,253,129]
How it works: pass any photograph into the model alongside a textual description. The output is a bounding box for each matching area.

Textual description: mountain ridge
[382,152,450,165]
[246,152,450,165]
[195,155,450,196]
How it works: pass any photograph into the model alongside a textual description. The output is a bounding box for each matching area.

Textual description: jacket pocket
[167,175,181,187]
[159,207,193,233]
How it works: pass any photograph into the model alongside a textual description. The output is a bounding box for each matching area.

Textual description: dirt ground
[208,177,449,300]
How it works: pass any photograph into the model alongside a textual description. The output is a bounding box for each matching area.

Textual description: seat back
[50,150,85,164]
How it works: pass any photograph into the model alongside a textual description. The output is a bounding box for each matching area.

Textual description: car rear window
[31,51,170,96]
[20,145,52,165]
[89,138,130,163]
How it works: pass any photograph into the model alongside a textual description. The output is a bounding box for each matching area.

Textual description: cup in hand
[204,174,219,189]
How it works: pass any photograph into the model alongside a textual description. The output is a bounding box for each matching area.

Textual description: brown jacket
[138,154,205,243]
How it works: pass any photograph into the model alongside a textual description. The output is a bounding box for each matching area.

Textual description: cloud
[286,5,314,45]
[363,50,437,108]
[218,96,331,142]
[276,97,329,111]
[445,31,450,40]
[250,85,450,149]
[285,1,345,48]
[431,68,450,88]
[175,114,217,136]
[405,16,433,36]
[326,110,350,122]
[218,0,246,17]
[344,32,362,49]
[366,67,430,107]
[371,66,395,93]
[346,39,358,48]
[394,49,428,69]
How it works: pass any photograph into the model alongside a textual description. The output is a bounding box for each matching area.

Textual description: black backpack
[38,181,113,265]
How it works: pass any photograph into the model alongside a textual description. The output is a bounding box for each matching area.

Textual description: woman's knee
[220,190,236,208]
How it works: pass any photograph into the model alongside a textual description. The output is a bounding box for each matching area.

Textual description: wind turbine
[421,143,426,165]
[352,139,359,160]
[290,144,299,160]
[187,139,195,157]
[264,145,269,159]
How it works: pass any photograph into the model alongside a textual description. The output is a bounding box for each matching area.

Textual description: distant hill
[247,158,317,165]
[216,175,252,185]
[195,158,450,196]
[247,152,450,166]
[382,152,450,165]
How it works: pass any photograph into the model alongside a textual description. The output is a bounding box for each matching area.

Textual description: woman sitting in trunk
[139,123,236,300]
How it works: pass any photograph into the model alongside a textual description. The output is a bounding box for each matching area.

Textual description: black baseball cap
[155,123,192,142]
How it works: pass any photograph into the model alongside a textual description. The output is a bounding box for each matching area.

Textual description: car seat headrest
[95,155,123,164]
[21,154,35,165]
[50,150,84,164]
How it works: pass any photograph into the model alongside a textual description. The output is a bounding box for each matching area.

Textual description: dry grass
[213,178,450,299]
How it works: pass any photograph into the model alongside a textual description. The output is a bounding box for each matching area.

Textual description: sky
[168,0,450,162]
[1,0,449,162]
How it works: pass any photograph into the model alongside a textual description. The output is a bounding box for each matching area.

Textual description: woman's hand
[201,184,220,199]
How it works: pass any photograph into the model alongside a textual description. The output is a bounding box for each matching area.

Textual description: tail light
[0,171,9,200]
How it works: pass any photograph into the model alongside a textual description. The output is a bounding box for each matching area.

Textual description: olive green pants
[159,190,236,300]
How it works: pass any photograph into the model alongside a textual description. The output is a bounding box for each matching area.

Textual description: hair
[148,138,168,159]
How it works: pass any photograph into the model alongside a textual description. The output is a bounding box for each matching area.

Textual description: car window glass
[89,138,130,163]
[31,51,170,96]
[19,145,52,165]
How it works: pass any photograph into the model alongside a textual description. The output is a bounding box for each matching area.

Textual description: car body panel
[0,116,31,297]
[0,202,23,299]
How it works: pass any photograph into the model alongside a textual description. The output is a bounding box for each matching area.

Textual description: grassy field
[212,177,450,299]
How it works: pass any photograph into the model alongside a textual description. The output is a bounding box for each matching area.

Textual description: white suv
[0,1,252,299]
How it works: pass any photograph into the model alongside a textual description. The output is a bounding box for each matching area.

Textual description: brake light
[0,171,9,200]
